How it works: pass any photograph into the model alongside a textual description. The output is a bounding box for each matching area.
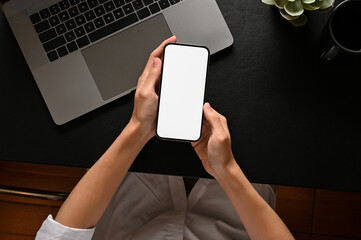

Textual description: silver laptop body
[3,0,233,125]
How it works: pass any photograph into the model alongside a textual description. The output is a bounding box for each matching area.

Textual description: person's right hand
[191,103,237,179]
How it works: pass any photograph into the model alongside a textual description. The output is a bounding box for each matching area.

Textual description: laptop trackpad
[82,14,172,101]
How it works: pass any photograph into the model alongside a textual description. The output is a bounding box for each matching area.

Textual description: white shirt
[36,173,275,240]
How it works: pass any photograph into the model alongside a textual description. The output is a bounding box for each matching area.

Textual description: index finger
[140,36,177,78]
[142,57,162,91]
[151,35,177,59]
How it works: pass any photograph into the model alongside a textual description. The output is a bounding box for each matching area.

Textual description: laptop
[3,0,233,125]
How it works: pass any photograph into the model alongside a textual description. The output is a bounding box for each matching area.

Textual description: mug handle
[321,45,341,63]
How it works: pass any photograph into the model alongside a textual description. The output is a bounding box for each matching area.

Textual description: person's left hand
[129,36,177,140]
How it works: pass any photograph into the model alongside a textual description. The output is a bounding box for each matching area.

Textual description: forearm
[55,121,150,229]
[215,161,294,240]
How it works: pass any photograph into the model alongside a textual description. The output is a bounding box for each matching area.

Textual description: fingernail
[205,102,212,110]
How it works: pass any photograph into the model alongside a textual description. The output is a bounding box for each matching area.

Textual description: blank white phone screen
[157,44,209,141]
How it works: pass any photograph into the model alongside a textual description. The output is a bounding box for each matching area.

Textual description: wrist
[214,159,240,182]
[126,119,153,144]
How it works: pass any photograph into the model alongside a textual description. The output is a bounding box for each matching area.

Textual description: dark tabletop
[1,0,360,192]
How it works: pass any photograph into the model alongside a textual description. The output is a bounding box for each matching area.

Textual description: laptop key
[47,50,58,61]
[43,35,66,52]
[123,3,134,14]
[67,41,78,52]
[34,20,50,33]
[49,15,60,26]
[39,28,57,43]
[69,0,81,6]
[104,1,116,12]
[30,13,41,24]
[142,0,153,6]
[75,14,86,25]
[113,0,125,7]
[78,2,89,13]
[149,2,160,14]
[84,10,96,21]
[99,0,108,3]
[84,22,96,33]
[87,0,99,8]
[65,19,77,30]
[57,46,68,57]
[169,0,180,5]
[137,7,150,20]
[56,23,67,34]
[113,8,124,19]
[68,6,80,17]
[65,31,76,41]
[59,11,70,21]
[76,35,90,48]
[49,4,61,15]
[74,26,86,37]
[40,8,51,19]
[94,17,106,28]
[59,0,71,10]
[94,5,106,16]
[158,0,170,9]
[89,13,138,42]
[103,13,115,24]
[132,0,144,10]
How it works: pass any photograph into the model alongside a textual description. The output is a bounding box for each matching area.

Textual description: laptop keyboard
[29,0,182,62]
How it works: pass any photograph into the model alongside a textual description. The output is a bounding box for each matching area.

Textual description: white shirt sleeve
[35,214,95,240]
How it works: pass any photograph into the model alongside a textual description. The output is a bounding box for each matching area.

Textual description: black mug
[321,0,361,63]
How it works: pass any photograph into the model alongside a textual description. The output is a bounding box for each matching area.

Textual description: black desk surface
[1,0,360,192]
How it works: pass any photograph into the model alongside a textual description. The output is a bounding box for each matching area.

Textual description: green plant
[262,0,335,26]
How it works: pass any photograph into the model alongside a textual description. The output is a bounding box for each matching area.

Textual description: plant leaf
[262,0,275,5]
[285,0,304,16]
[302,1,320,10]
[320,0,334,9]
[302,0,315,4]
[279,9,300,20]
[310,0,325,8]
[289,13,308,26]
[274,0,288,9]
[318,5,334,12]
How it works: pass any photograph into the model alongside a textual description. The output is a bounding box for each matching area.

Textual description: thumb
[203,103,223,134]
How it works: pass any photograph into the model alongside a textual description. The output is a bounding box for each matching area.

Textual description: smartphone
[156,43,210,142]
